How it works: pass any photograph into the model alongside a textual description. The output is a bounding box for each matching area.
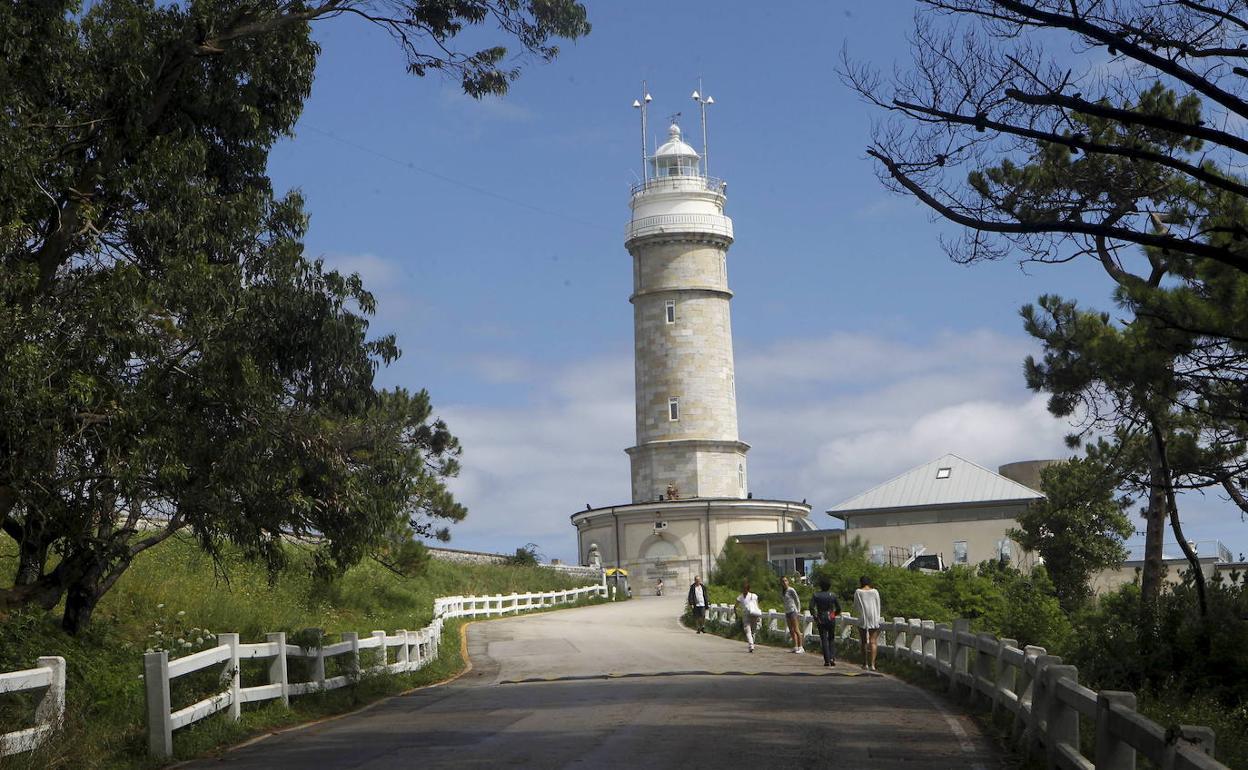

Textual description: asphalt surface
[183,596,1007,769]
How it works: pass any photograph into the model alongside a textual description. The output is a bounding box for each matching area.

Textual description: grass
[0,535,599,768]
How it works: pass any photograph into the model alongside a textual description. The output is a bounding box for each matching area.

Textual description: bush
[709,539,779,597]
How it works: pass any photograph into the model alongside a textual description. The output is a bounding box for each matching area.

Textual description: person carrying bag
[808,576,842,667]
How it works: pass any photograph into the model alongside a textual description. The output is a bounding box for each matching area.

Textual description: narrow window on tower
[668,397,680,421]
[665,300,676,324]
[738,463,745,489]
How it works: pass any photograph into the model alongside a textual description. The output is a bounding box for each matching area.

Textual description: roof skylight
[936,467,952,479]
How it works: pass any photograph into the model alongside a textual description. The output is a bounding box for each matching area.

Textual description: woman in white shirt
[736,580,763,652]
[853,576,882,671]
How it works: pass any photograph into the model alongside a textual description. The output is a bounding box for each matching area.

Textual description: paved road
[187,596,1006,769]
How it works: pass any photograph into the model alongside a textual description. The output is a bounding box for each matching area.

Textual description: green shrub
[709,539,779,597]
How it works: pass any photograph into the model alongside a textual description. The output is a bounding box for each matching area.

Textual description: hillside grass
[0,535,597,768]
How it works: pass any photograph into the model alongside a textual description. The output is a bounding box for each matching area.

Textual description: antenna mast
[632,82,652,182]
[691,78,714,179]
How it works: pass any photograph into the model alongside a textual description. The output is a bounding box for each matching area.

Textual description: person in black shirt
[808,576,843,667]
[687,576,709,633]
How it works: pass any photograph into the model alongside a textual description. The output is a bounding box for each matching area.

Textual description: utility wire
[302,124,613,233]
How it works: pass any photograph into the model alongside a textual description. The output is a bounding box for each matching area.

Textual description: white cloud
[435,328,1080,562]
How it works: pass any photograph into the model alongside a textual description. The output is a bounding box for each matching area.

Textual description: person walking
[688,576,709,633]
[656,578,664,596]
[853,575,882,671]
[781,576,804,653]
[735,580,763,652]
[808,576,842,667]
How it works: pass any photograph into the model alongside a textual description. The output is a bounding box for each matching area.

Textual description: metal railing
[630,175,726,197]
[0,657,66,757]
[625,213,734,242]
[143,581,606,758]
[702,604,1228,770]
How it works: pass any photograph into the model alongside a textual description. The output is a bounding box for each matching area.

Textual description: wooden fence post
[1094,691,1137,770]
[934,622,952,677]
[371,631,387,670]
[342,632,360,680]
[1027,654,1062,755]
[144,651,173,759]
[920,620,937,670]
[908,619,922,662]
[891,617,907,660]
[1044,664,1080,766]
[970,633,995,706]
[218,633,241,721]
[307,628,326,685]
[265,632,289,707]
[947,619,970,696]
[992,638,1017,717]
[1166,725,1216,768]
[397,630,410,671]
[1012,645,1046,741]
[33,656,65,735]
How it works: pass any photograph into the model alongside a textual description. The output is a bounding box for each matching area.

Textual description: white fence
[703,604,1227,770]
[143,581,606,758]
[0,657,66,758]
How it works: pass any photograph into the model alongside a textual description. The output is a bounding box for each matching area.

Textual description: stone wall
[426,546,510,566]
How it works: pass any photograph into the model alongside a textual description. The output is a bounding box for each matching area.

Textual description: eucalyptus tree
[0,0,589,633]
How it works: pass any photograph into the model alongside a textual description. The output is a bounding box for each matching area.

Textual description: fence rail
[143,581,605,758]
[702,604,1226,770]
[0,657,66,758]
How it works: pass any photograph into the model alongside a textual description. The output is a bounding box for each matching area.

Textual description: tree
[0,0,589,633]
[710,538,779,597]
[841,1,1248,610]
[1009,455,1134,611]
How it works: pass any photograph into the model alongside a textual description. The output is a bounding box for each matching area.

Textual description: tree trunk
[60,558,109,635]
[1152,425,1209,618]
[1140,450,1167,607]
[14,535,50,587]
[0,575,65,612]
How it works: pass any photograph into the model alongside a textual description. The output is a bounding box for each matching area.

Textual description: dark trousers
[818,624,836,664]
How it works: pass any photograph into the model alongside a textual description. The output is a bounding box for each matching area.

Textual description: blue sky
[266,1,1247,563]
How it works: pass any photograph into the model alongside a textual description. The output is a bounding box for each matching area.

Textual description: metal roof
[826,453,1044,516]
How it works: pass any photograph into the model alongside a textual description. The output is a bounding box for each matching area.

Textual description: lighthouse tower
[569,90,810,588]
[625,122,747,503]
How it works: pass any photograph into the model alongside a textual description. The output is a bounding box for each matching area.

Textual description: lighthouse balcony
[626,212,734,243]
[629,174,726,197]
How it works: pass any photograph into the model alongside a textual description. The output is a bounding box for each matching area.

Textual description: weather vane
[668,111,682,126]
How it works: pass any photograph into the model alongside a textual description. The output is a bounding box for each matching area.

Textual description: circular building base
[571,497,811,593]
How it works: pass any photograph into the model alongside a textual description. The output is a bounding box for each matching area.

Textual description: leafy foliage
[0,0,589,633]
[1010,456,1133,612]
[709,538,779,597]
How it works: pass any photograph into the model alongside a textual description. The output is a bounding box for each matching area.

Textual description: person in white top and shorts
[853,576,882,671]
[736,580,763,652]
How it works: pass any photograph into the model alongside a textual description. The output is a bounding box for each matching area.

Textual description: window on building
[729,373,735,396]
[668,397,679,421]
[665,300,675,324]
[936,467,952,479]
[870,545,886,565]
[953,540,968,564]
[997,539,1013,564]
